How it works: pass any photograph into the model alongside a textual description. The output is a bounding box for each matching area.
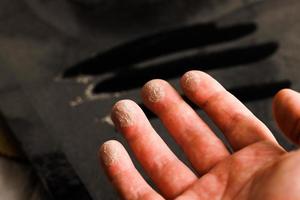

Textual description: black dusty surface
[0,0,299,199]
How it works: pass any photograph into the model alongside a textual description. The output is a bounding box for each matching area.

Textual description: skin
[99,70,300,200]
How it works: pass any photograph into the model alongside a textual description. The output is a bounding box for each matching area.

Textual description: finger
[99,140,164,200]
[181,70,277,150]
[141,80,229,173]
[111,100,197,199]
[273,89,300,144]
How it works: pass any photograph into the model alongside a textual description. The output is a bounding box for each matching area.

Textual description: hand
[99,70,300,200]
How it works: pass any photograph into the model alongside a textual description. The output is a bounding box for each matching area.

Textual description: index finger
[181,70,278,150]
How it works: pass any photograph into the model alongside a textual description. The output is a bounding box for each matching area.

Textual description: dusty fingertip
[142,79,165,103]
[99,140,123,166]
[181,70,201,92]
[111,100,137,128]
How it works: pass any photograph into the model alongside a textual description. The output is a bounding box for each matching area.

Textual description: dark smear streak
[93,42,278,93]
[63,23,256,77]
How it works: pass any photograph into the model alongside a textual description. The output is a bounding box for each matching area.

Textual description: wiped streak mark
[63,23,256,77]
[93,42,278,94]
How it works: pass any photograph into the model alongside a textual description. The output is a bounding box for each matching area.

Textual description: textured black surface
[34,153,93,200]
[0,0,300,199]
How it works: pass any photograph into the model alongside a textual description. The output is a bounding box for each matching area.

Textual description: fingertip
[180,70,224,103]
[180,70,202,93]
[99,140,124,167]
[273,89,299,120]
[111,99,139,129]
[141,79,183,114]
[141,79,167,104]
[273,88,293,105]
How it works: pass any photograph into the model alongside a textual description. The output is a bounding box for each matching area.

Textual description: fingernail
[100,140,122,166]
[111,100,136,128]
[142,80,165,103]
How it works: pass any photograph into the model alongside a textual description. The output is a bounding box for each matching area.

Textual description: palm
[175,141,292,200]
[100,71,300,200]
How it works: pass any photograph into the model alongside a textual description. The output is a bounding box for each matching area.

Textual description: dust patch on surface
[100,115,114,127]
[69,96,84,107]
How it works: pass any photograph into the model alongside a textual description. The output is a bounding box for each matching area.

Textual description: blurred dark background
[0,0,299,199]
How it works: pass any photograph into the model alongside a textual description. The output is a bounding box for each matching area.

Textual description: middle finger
[142,79,230,173]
